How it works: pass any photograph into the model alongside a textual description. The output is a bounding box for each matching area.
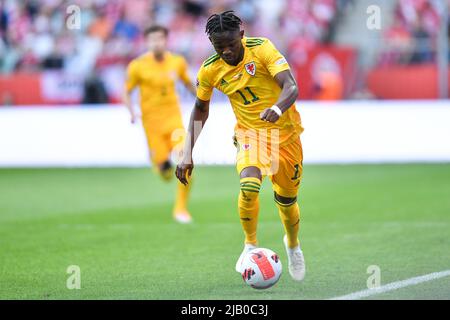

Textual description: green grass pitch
[0,164,449,300]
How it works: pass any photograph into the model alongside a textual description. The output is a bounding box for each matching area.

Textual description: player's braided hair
[205,10,242,36]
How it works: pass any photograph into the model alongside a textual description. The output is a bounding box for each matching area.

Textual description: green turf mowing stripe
[1,165,449,299]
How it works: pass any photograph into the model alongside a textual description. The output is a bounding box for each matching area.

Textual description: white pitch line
[330,270,450,300]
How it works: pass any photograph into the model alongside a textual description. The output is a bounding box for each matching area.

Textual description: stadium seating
[0,0,341,73]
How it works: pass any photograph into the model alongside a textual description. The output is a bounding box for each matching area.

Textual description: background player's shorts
[235,136,303,198]
[141,107,185,167]
[143,124,186,167]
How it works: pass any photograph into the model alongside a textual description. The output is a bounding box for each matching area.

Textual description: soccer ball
[241,248,282,289]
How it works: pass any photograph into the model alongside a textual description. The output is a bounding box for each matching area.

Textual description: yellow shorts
[143,126,186,166]
[235,136,303,198]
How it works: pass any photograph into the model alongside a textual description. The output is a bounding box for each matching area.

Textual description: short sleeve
[259,39,291,78]
[196,65,213,101]
[125,60,140,92]
[178,56,192,86]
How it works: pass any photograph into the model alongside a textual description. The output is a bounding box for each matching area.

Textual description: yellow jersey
[196,37,303,146]
[125,51,192,132]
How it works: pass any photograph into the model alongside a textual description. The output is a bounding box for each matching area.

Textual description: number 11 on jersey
[236,87,259,105]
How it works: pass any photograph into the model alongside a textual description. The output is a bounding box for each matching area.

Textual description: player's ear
[239,30,244,38]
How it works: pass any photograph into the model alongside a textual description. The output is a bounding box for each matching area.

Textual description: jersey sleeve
[196,65,213,101]
[259,39,291,78]
[125,60,140,92]
[178,56,192,86]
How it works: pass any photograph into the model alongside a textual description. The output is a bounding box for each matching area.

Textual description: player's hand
[176,157,194,185]
[130,113,141,124]
[260,108,280,123]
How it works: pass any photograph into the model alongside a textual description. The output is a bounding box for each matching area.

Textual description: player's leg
[170,128,192,223]
[271,138,305,281]
[158,159,174,181]
[144,129,173,180]
[274,192,300,247]
[173,178,192,223]
[235,165,263,272]
[275,192,305,281]
[144,126,191,222]
[239,166,262,245]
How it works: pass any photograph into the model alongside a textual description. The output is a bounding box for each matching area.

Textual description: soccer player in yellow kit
[124,25,196,224]
[176,11,306,281]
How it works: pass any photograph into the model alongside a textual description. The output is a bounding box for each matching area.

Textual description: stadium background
[0,0,449,300]
[1,0,449,105]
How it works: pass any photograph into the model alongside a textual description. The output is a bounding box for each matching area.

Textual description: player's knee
[240,177,261,201]
[159,160,173,181]
[240,166,262,181]
[274,192,297,206]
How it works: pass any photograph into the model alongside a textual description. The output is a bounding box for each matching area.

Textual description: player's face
[147,31,167,54]
[209,30,244,66]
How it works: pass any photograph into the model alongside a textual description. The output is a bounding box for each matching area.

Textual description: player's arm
[179,57,197,96]
[175,97,210,185]
[257,39,299,123]
[176,64,213,185]
[260,69,299,123]
[123,88,139,124]
[183,81,197,97]
[123,61,140,124]
[180,68,197,96]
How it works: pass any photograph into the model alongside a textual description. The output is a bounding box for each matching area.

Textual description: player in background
[175,11,306,281]
[124,25,196,224]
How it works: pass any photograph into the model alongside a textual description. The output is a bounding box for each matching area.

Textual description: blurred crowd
[1,0,447,103]
[380,0,448,65]
[0,0,346,75]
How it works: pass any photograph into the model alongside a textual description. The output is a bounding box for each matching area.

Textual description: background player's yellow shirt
[126,52,191,132]
[196,37,303,146]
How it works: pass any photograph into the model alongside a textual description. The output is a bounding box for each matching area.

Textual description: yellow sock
[238,177,261,245]
[275,198,300,248]
[173,178,191,213]
[160,168,173,181]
